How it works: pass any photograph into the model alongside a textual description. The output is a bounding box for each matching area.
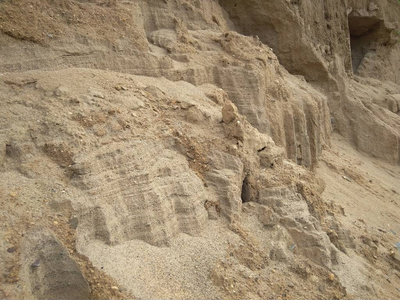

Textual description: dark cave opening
[241,176,251,203]
[348,15,383,73]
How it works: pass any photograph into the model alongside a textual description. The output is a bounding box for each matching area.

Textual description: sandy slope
[320,134,400,233]
[318,133,400,299]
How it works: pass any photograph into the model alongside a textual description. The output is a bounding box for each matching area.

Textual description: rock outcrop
[0,1,400,299]
[20,227,90,300]
[74,140,208,247]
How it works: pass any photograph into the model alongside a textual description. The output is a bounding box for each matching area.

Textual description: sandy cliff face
[0,0,333,168]
[0,1,400,300]
[348,0,400,82]
[219,0,400,164]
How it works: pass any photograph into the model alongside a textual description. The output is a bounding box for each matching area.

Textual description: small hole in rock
[241,176,251,203]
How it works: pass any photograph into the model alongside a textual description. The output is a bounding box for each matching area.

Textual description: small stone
[31,258,41,268]
[131,98,144,110]
[391,251,400,263]
[68,217,79,230]
[222,101,238,123]
[115,85,128,91]
[94,127,107,137]
[54,86,69,97]
[342,176,352,182]
[7,246,17,253]
[90,90,105,99]
[328,273,335,281]
[9,192,17,197]
[53,221,58,225]
[111,286,119,291]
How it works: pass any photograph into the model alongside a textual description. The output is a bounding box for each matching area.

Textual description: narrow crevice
[241,176,251,203]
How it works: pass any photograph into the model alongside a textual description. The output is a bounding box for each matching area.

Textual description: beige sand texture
[0,1,400,300]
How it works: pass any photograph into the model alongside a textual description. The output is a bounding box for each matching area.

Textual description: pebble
[391,251,400,263]
[68,217,79,230]
[31,258,41,268]
[91,90,105,99]
[342,176,352,182]
[115,85,128,91]
[53,221,59,225]
[7,246,17,253]
[328,273,335,281]
[111,286,119,291]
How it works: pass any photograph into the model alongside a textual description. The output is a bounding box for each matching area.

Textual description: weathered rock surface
[348,0,400,83]
[218,0,400,164]
[259,185,337,268]
[74,140,208,247]
[205,150,244,221]
[0,0,400,299]
[20,227,90,300]
[0,0,333,168]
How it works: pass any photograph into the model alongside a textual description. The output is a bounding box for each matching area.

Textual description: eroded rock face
[74,140,208,247]
[219,0,352,82]
[348,0,400,83]
[0,0,399,167]
[0,0,332,168]
[218,0,400,165]
[205,150,244,221]
[0,1,400,299]
[259,185,337,268]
